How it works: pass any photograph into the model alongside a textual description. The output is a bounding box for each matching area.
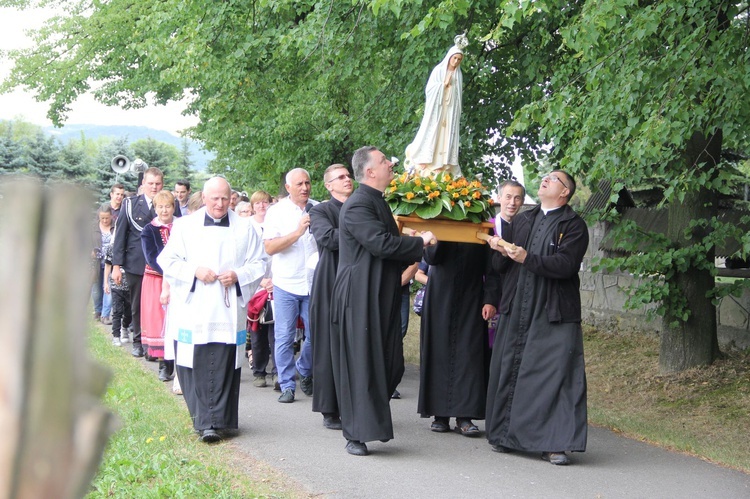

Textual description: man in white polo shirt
[263,168,318,403]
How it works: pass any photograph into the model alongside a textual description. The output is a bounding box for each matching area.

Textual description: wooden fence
[0,178,114,499]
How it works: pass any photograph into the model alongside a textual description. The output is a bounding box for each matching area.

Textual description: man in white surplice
[158,176,267,443]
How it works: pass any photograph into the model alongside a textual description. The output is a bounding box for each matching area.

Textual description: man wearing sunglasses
[309,164,354,431]
[486,170,589,465]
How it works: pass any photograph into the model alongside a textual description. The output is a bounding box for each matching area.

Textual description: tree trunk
[660,131,722,373]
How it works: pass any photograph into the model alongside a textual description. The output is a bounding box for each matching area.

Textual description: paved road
[210,363,750,498]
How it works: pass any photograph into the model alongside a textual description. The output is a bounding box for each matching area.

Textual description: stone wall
[581,222,750,351]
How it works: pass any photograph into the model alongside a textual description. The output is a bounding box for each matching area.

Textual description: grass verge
[86,324,301,498]
[403,309,750,473]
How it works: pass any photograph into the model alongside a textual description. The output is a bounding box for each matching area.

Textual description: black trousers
[125,271,143,345]
[248,323,276,377]
[111,287,132,338]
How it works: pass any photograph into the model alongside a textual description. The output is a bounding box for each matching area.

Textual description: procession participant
[417,238,501,436]
[331,146,434,456]
[263,168,318,403]
[309,164,353,430]
[158,177,266,443]
[485,170,588,465]
[141,189,176,380]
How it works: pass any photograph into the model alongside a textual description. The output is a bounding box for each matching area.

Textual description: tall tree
[176,139,194,185]
[131,137,180,185]
[0,123,26,175]
[24,130,62,181]
[476,0,750,372]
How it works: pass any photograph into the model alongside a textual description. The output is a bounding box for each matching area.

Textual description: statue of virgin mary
[405,34,469,177]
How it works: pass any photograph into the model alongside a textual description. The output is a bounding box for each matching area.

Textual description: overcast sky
[0,6,198,136]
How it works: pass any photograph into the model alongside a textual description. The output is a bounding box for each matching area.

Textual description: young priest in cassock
[158,177,267,443]
[330,146,435,456]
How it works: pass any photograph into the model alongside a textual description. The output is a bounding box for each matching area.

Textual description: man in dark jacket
[112,166,180,357]
[485,170,589,466]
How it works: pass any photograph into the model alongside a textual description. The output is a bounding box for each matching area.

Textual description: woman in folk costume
[405,33,469,178]
[158,177,267,443]
[140,190,176,381]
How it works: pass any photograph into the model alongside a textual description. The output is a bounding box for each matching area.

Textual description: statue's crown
[454,32,469,50]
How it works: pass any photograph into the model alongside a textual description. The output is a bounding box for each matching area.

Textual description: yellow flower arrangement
[385,171,495,223]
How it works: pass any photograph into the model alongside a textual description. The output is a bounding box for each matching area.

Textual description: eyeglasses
[542,174,569,190]
[326,173,351,182]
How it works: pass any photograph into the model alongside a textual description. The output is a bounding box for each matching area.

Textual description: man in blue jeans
[263,168,318,403]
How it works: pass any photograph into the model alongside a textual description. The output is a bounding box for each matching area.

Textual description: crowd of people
[90,148,589,465]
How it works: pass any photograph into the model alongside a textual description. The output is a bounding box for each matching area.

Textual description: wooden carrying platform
[395,215,494,244]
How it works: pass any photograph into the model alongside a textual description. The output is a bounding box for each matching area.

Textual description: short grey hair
[352,146,377,182]
[286,167,311,185]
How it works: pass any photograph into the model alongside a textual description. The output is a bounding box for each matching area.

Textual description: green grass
[86,325,299,498]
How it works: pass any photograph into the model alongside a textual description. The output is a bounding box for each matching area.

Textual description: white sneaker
[120,334,130,344]
[112,337,122,347]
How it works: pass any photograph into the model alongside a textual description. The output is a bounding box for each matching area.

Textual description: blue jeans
[92,265,112,318]
[273,286,312,392]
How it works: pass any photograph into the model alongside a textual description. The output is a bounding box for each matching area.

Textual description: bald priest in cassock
[158,177,267,443]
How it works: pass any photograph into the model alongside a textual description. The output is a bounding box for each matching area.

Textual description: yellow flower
[389,186,397,193]
[460,188,469,196]
[406,192,415,200]
[453,192,460,199]
[159,436,166,442]
[464,201,472,207]
[146,438,154,443]
[473,191,482,199]
[414,178,422,187]
[442,173,452,182]
[424,185,431,192]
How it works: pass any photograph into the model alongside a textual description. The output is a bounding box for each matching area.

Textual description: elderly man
[331,146,434,456]
[309,164,354,430]
[158,177,266,443]
[263,168,318,403]
[486,170,589,465]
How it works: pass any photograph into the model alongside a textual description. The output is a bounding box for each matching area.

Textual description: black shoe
[131,345,144,358]
[158,361,174,382]
[455,418,480,437]
[323,414,342,430]
[300,373,313,396]
[200,429,222,444]
[542,451,571,465]
[345,439,369,456]
[491,444,514,453]
[430,417,450,433]
[391,389,401,399]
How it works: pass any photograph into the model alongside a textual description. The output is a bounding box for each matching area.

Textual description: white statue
[405,34,469,177]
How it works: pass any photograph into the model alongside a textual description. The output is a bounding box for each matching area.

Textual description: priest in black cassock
[309,163,354,431]
[158,177,267,443]
[417,241,500,435]
[485,170,589,465]
[330,146,435,456]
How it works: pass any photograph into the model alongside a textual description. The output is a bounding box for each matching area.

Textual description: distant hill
[44,124,214,171]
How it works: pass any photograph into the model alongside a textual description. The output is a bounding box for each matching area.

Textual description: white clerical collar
[541,206,563,215]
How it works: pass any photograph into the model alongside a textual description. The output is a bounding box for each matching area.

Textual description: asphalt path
[136,348,749,498]
[204,362,750,499]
